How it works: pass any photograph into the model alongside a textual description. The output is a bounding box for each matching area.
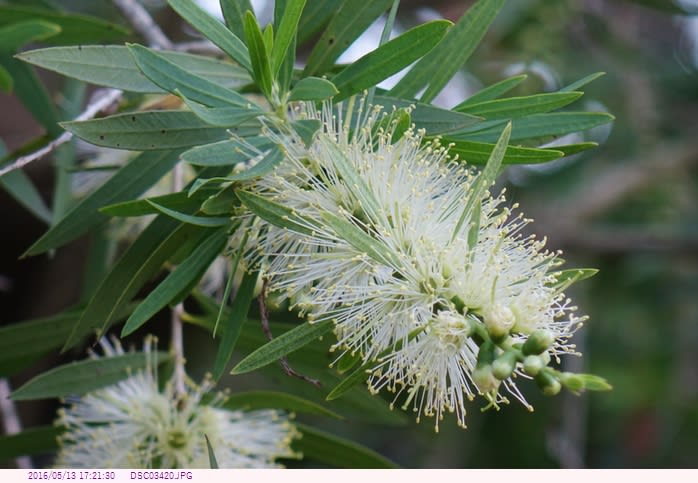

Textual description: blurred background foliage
[1,0,697,469]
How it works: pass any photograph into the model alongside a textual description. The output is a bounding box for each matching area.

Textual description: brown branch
[112,0,173,50]
[258,278,322,388]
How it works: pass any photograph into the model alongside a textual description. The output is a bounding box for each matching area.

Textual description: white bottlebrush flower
[55,337,299,468]
[242,99,586,429]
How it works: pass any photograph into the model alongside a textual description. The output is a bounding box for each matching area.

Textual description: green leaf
[168,0,251,72]
[373,95,481,135]
[0,20,60,52]
[181,137,273,167]
[243,11,273,98]
[122,228,229,336]
[64,219,205,350]
[62,111,252,150]
[295,423,398,468]
[389,0,505,102]
[231,320,333,374]
[304,0,392,75]
[551,142,599,157]
[222,390,343,419]
[227,147,284,181]
[236,189,315,236]
[456,92,583,119]
[24,150,180,256]
[213,270,259,380]
[560,72,605,92]
[550,268,599,289]
[326,363,368,401]
[271,0,306,77]
[219,0,252,40]
[452,122,510,242]
[0,169,52,224]
[576,373,613,391]
[182,95,262,127]
[201,187,239,215]
[297,0,342,46]
[332,20,451,101]
[443,139,563,165]
[0,64,11,92]
[0,305,135,377]
[0,55,60,136]
[0,426,61,460]
[288,76,338,101]
[146,200,232,227]
[128,44,252,108]
[18,46,250,93]
[204,435,219,469]
[100,189,214,218]
[12,352,171,400]
[453,112,615,143]
[0,5,129,45]
[292,119,322,146]
[321,212,402,270]
[454,74,528,108]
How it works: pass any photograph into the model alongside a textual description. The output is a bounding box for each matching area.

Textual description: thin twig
[0,379,32,469]
[0,89,123,178]
[258,279,322,388]
[112,0,173,50]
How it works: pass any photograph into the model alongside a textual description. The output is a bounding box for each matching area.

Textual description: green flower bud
[535,371,562,396]
[476,341,496,367]
[522,355,545,376]
[492,351,518,380]
[522,329,555,355]
[472,365,500,393]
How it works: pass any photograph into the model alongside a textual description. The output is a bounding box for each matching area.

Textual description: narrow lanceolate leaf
[304,0,392,76]
[243,11,273,99]
[18,46,250,93]
[457,92,583,120]
[452,112,614,143]
[219,0,252,40]
[227,147,284,181]
[297,0,342,46]
[326,364,368,401]
[128,44,251,108]
[389,0,505,102]
[222,391,343,419]
[0,426,61,460]
[182,95,262,127]
[0,20,60,52]
[214,271,259,380]
[146,200,232,227]
[443,139,563,165]
[168,0,251,72]
[24,150,180,256]
[122,228,229,336]
[0,305,135,377]
[552,142,599,157]
[318,134,381,220]
[549,268,599,290]
[0,5,129,45]
[205,435,219,469]
[332,20,452,101]
[372,95,481,135]
[236,190,315,236]
[454,74,528,108]
[63,219,204,350]
[271,0,306,77]
[231,320,333,374]
[100,189,214,218]
[560,72,605,92]
[62,111,248,151]
[295,423,398,469]
[11,352,171,400]
[182,136,272,167]
[321,212,402,270]
[288,76,338,101]
[452,122,510,242]
[0,169,52,224]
